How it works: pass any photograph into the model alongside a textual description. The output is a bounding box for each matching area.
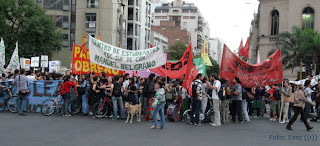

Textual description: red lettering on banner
[220,45,283,88]
[33,81,42,97]
[44,82,53,97]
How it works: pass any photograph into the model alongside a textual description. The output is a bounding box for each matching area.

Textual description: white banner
[20,58,31,71]
[0,38,5,70]
[6,42,19,73]
[49,60,61,73]
[289,75,320,85]
[41,55,49,68]
[31,57,40,67]
[89,36,166,71]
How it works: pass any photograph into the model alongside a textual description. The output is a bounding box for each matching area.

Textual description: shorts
[270,100,277,113]
[253,100,262,109]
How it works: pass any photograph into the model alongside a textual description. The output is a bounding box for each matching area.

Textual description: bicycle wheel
[92,102,108,118]
[183,109,192,124]
[68,98,82,115]
[41,99,56,116]
[7,96,18,113]
[209,112,215,123]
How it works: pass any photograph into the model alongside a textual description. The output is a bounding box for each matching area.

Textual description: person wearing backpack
[190,73,203,126]
[112,76,125,120]
[220,78,231,124]
[76,74,89,116]
[61,75,75,117]
[206,74,221,126]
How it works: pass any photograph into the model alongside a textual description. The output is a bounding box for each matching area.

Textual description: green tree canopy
[0,0,62,65]
[167,42,188,60]
[206,56,220,76]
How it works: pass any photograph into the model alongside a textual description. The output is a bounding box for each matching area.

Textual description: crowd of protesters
[1,69,319,131]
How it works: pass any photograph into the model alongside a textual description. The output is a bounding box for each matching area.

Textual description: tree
[0,0,62,65]
[268,27,320,76]
[167,42,188,60]
[206,56,220,76]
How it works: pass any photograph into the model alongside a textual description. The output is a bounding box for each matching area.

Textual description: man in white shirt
[304,80,313,122]
[206,74,221,126]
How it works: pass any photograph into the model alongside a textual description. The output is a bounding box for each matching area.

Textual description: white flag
[0,38,5,72]
[6,42,20,72]
[256,49,261,64]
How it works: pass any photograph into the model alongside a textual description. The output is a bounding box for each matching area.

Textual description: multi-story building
[208,38,223,65]
[150,0,168,14]
[127,0,152,50]
[153,0,210,55]
[152,21,191,50]
[75,0,128,49]
[36,0,76,67]
[252,0,320,80]
[150,31,168,50]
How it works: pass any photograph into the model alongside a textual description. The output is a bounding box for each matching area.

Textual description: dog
[124,101,141,123]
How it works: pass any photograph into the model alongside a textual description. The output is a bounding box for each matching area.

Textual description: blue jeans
[81,93,88,114]
[152,102,166,128]
[18,94,28,113]
[112,96,125,120]
[140,96,147,115]
[190,99,201,124]
[242,100,250,121]
[304,103,311,119]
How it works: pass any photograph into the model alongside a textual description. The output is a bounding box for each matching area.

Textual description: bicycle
[183,95,215,124]
[92,96,112,118]
[41,95,64,116]
[0,86,19,113]
[68,97,82,115]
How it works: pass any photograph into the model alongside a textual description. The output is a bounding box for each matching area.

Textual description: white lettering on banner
[89,36,166,71]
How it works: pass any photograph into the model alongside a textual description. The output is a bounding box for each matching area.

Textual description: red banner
[182,45,198,96]
[220,45,283,88]
[72,45,125,76]
[150,45,194,79]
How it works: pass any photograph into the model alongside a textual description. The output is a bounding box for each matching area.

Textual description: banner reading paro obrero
[89,36,166,71]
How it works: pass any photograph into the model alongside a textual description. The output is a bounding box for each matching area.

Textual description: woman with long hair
[128,78,138,104]
[61,75,75,116]
[150,81,166,129]
[89,76,102,117]
[77,74,89,116]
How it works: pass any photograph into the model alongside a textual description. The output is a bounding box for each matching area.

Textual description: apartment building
[127,0,152,50]
[152,0,210,55]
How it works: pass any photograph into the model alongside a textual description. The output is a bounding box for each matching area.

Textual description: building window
[62,16,69,29]
[302,7,314,30]
[87,0,99,8]
[55,15,62,28]
[190,16,196,19]
[183,16,189,19]
[128,0,134,5]
[62,34,69,47]
[161,16,167,19]
[271,10,279,35]
[44,0,63,10]
[85,13,96,28]
[183,10,190,13]
[183,22,187,27]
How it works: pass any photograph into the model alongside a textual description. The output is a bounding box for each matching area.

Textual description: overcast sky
[169,0,259,51]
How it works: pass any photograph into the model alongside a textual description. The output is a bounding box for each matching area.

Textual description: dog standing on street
[124,101,141,123]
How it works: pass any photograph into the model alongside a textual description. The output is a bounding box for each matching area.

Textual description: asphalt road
[0,112,319,146]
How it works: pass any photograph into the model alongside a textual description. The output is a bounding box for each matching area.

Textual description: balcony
[85,21,96,28]
[62,40,69,47]
[269,35,278,42]
[62,22,69,29]
[63,5,69,11]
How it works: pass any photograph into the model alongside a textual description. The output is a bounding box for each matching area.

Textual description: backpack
[113,83,122,97]
[60,82,66,96]
[242,88,248,100]
[274,88,281,100]
[192,83,198,98]
[218,86,227,99]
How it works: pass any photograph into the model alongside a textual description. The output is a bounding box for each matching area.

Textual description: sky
[169,0,260,51]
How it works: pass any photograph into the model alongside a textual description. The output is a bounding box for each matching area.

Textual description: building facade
[152,0,210,55]
[208,38,223,65]
[253,0,320,80]
[127,0,152,50]
[150,31,168,50]
[36,0,76,67]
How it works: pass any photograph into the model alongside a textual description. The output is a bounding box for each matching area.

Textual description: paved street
[0,112,319,146]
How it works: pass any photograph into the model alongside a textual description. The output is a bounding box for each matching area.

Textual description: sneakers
[210,123,221,127]
[269,118,273,121]
[239,121,244,124]
[285,120,289,123]
[253,116,259,119]
[280,121,286,124]
[307,126,313,131]
[286,126,293,130]
[65,114,71,117]
[19,112,26,116]
[272,118,276,122]
[194,123,202,126]
[307,119,311,123]
[89,112,93,116]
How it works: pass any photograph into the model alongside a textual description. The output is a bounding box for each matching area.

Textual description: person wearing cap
[286,85,316,131]
[231,77,243,123]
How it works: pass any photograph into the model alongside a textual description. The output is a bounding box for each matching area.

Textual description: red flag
[81,30,87,54]
[243,37,250,58]
[220,45,283,88]
[238,39,244,56]
[182,44,198,96]
[150,44,195,79]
